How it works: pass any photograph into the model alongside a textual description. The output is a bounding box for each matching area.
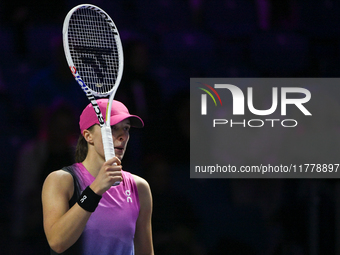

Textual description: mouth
[114,147,124,153]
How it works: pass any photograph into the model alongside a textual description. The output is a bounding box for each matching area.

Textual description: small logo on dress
[125,190,132,203]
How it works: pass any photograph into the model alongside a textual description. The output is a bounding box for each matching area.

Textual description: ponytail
[75,125,95,162]
[75,135,88,163]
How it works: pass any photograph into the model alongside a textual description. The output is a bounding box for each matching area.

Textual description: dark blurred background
[1,0,340,254]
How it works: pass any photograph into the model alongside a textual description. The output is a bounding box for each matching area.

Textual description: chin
[116,154,124,161]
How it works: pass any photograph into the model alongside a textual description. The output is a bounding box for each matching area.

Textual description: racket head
[63,4,124,98]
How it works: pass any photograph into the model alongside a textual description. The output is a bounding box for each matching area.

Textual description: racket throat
[86,93,105,126]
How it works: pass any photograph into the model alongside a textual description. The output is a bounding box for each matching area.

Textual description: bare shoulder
[43,170,74,188]
[131,174,152,209]
[132,174,150,191]
[42,170,74,201]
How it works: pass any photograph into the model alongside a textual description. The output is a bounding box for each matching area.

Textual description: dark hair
[75,125,95,163]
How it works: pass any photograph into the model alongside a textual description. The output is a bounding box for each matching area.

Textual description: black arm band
[77,186,102,212]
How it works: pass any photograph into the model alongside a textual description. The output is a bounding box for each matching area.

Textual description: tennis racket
[63,4,123,185]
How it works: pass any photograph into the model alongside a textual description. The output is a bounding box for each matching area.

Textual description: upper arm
[133,175,154,255]
[41,170,74,240]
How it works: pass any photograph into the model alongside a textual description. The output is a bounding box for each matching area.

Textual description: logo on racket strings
[73,45,115,85]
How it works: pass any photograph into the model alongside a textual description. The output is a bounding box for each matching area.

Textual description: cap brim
[110,114,144,128]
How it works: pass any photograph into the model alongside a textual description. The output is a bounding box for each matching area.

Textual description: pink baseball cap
[79,99,144,134]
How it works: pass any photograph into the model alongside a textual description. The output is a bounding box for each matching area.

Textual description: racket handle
[101,125,120,186]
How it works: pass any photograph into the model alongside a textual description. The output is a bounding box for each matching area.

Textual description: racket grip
[101,125,120,186]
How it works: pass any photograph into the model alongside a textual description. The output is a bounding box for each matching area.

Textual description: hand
[90,157,122,195]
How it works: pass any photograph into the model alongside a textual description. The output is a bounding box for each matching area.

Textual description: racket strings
[68,7,121,95]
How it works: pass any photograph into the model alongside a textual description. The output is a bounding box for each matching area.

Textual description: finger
[104,156,121,166]
[107,171,123,181]
[108,171,122,178]
[107,165,122,172]
[109,167,123,184]
[111,176,123,184]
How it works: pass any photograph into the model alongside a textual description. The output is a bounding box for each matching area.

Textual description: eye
[110,125,130,132]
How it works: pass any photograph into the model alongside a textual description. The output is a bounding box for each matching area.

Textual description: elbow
[50,245,67,254]
[48,239,69,254]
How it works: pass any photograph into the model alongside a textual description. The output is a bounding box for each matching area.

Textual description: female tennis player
[41,99,154,255]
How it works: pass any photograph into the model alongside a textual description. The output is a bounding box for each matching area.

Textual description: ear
[83,129,94,145]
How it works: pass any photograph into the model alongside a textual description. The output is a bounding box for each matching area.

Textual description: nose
[118,133,125,141]
[115,129,129,141]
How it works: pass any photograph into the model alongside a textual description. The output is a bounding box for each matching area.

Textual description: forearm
[45,203,91,253]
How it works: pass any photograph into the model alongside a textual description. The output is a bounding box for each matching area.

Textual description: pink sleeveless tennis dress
[63,162,140,255]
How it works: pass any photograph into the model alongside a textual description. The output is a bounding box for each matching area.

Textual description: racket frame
[63,4,124,182]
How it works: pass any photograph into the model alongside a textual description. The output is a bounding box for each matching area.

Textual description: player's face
[89,119,130,161]
[111,119,130,160]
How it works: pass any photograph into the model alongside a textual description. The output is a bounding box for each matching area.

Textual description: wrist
[89,182,105,196]
[77,186,102,212]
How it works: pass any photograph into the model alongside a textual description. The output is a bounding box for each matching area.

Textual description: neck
[82,152,105,178]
